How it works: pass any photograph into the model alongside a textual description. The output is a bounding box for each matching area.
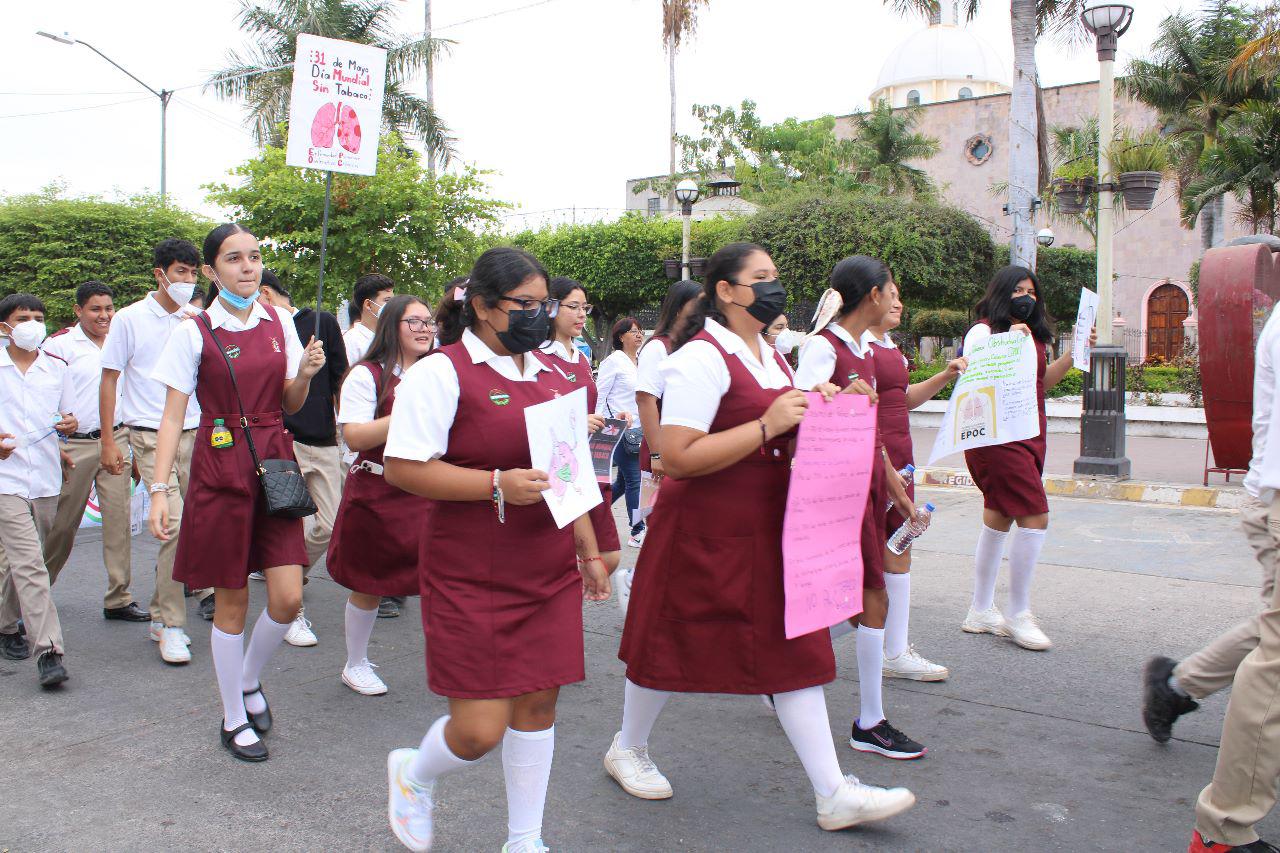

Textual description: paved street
[2,489,1275,852]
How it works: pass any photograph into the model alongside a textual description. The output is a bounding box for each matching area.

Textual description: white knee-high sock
[855,626,886,729]
[345,600,378,669]
[972,524,1009,611]
[211,626,259,747]
[883,573,911,659]
[619,678,671,750]
[773,686,845,798]
[503,726,555,845]
[242,610,291,714]
[1007,527,1047,616]
[409,715,481,786]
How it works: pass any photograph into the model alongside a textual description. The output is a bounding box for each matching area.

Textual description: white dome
[874,24,1008,92]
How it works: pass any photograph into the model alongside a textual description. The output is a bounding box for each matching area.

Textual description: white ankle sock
[503,726,555,845]
[619,678,671,750]
[972,524,1009,611]
[1007,527,1047,616]
[409,715,479,786]
[773,686,844,798]
[1168,674,1190,697]
[242,610,290,714]
[883,573,911,659]
[344,600,378,670]
[211,626,259,747]
[855,626,886,729]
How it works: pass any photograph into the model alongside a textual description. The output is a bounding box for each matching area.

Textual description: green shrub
[1047,368,1085,398]
[909,308,969,339]
[908,361,955,400]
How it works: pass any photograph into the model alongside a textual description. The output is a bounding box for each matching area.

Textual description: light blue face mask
[216,278,260,310]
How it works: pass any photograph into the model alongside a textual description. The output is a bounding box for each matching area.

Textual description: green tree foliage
[995,244,1097,325]
[206,134,503,309]
[1183,99,1280,234]
[0,187,211,327]
[846,100,940,198]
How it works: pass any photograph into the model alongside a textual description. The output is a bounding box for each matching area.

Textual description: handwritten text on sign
[927,331,1039,465]
[285,34,387,176]
[782,393,876,639]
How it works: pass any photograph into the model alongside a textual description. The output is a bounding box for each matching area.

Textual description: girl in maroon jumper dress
[866,284,965,684]
[539,277,622,578]
[961,265,1091,653]
[148,224,326,763]
[795,256,924,762]
[606,243,915,833]
[329,295,434,698]
[380,248,610,853]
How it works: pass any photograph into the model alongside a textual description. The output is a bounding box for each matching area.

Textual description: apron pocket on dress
[660,531,754,623]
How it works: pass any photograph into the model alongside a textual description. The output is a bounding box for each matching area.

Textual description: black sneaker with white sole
[849,719,926,760]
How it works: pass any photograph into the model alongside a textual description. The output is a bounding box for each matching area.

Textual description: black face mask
[490,307,551,355]
[1009,294,1036,322]
[733,279,788,326]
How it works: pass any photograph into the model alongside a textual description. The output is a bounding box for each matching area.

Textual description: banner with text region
[928,331,1039,465]
[285,34,387,176]
[782,393,875,639]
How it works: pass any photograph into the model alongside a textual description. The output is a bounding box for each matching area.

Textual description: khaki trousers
[44,429,134,608]
[0,494,63,655]
[129,428,203,627]
[1197,493,1280,845]
[294,441,344,571]
[1175,494,1278,699]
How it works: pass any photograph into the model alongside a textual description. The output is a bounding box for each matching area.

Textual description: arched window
[958,86,973,100]
[906,89,921,106]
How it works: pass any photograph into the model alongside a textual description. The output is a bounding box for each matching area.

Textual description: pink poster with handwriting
[782,393,876,639]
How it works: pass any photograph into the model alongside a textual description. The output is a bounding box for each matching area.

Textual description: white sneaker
[149,621,191,645]
[961,605,1006,635]
[284,609,318,647]
[615,568,633,615]
[387,748,434,852]
[816,774,916,830]
[627,529,646,548]
[249,571,266,581]
[343,658,389,695]
[159,626,192,664]
[603,732,673,800]
[998,610,1052,650]
[883,645,949,682]
[760,694,776,713]
[501,840,549,853]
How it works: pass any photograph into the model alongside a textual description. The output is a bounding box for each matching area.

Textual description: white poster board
[1072,287,1100,372]
[285,34,387,176]
[524,387,603,529]
[928,331,1040,464]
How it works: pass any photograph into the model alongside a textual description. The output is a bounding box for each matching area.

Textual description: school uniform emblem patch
[564,372,577,382]
[488,389,510,406]
[224,344,241,359]
[270,337,281,353]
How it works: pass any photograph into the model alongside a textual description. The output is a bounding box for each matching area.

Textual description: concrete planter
[1118,171,1163,210]
[1053,177,1096,214]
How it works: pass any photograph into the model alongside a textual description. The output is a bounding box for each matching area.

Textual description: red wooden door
[1146,283,1189,361]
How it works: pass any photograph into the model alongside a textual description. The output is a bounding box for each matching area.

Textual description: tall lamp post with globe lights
[1073,4,1134,479]
[675,178,701,280]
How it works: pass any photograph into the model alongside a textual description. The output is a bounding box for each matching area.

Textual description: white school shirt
[660,318,793,434]
[539,339,586,365]
[338,362,402,424]
[42,323,119,434]
[343,323,375,368]
[1250,304,1280,499]
[636,337,672,398]
[793,323,873,391]
[151,299,303,397]
[385,328,550,463]
[0,347,76,499]
[595,349,638,418]
[100,293,201,430]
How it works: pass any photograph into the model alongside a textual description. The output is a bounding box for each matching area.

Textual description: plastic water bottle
[885,464,915,513]
[887,503,935,555]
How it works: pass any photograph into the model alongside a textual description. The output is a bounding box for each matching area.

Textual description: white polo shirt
[343,322,375,368]
[385,328,549,463]
[42,323,118,434]
[152,299,302,397]
[0,348,76,499]
[1249,305,1280,499]
[794,322,873,391]
[636,336,672,398]
[338,362,402,425]
[100,293,201,430]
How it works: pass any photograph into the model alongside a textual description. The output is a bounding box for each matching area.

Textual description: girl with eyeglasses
[381,247,609,853]
[596,317,647,548]
[327,295,435,697]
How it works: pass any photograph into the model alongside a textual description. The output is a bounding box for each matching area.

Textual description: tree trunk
[1199,194,1227,250]
[424,0,435,178]
[668,32,678,213]
[1008,0,1039,270]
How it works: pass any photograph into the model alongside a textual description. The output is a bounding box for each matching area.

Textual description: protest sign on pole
[928,331,1040,465]
[782,393,876,639]
[1073,287,1101,372]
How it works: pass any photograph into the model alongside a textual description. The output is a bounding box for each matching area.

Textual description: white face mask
[6,319,48,351]
[161,272,196,308]
[773,328,803,356]
[367,299,386,319]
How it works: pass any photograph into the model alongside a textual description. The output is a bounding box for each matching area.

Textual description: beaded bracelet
[491,468,506,524]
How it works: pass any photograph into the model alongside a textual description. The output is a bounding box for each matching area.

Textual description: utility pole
[424,0,436,178]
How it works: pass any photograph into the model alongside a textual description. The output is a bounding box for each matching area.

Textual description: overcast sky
[4,0,1197,230]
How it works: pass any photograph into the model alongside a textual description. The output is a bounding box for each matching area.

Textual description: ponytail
[672,241,764,350]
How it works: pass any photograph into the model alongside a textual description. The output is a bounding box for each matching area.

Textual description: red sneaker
[1190,830,1280,852]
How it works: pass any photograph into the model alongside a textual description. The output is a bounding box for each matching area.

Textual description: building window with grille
[958,86,973,100]
[907,90,921,106]
[646,197,661,217]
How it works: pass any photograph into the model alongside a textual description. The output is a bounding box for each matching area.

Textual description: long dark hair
[653,279,703,339]
[546,276,587,344]
[830,255,891,318]
[673,242,767,349]
[436,248,549,346]
[350,294,431,411]
[974,265,1055,344]
[202,223,256,303]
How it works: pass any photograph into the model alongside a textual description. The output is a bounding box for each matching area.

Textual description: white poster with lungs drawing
[285,34,387,176]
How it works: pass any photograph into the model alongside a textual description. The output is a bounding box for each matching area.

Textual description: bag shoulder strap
[197,312,265,474]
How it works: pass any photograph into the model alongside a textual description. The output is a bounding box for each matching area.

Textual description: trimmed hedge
[995,244,1097,326]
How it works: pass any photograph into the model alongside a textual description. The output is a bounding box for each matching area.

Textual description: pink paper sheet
[782,393,876,639]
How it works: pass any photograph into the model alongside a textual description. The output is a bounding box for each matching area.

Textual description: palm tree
[208,0,455,164]
[849,101,940,198]
[1183,99,1280,235]
[1230,2,1280,77]
[662,0,711,208]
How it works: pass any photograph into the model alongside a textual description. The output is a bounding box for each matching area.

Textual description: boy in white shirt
[0,294,78,687]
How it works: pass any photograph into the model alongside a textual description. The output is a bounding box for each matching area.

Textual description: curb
[915,466,1247,510]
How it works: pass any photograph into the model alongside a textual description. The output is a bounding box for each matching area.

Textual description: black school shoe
[104,602,151,622]
[1143,656,1200,743]
[37,651,68,688]
[243,684,272,734]
[377,597,402,619]
[849,719,927,760]
[0,631,30,660]
[221,721,268,762]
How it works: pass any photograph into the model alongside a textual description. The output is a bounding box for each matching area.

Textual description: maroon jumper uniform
[869,339,914,537]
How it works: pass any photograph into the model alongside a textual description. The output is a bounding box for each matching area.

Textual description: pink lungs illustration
[310,102,363,153]
[549,440,579,499]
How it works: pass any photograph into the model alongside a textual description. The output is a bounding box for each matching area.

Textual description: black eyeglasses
[499,296,560,319]
[401,317,436,332]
